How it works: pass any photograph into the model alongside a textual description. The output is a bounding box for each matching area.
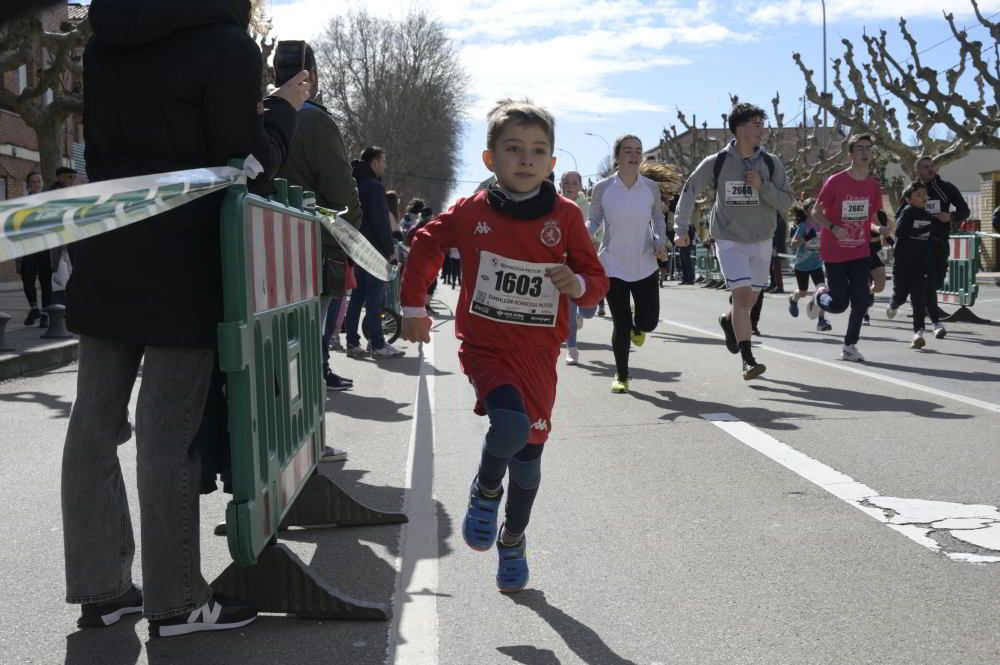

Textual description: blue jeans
[566,302,598,348]
[345,266,387,350]
[818,257,871,346]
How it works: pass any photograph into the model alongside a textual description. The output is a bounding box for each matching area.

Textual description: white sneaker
[932,322,947,339]
[911,331,926,349]
[885,305,897,320]
[566,347,579,365]
[806,286,826,320]
[576,316,584,330]
[373,343,405,358]
[345,344,367,358]
[840,344,865,362]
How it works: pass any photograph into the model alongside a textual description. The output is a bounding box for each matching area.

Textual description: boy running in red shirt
[806,134,891,361]
[400,99,609,592]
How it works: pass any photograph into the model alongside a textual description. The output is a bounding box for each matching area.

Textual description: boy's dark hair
[385,190,399,216]
[420,206,433,218]
[728,103,768,135]
[790,202,811,223]
[903,180,927,199]
[486,98,555,152]
[407,198,425,215]
[847,133,874,151]
[361,146,385,164]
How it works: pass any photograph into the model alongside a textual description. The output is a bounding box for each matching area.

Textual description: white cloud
[744,0,1000,25]
[268,0,740,117]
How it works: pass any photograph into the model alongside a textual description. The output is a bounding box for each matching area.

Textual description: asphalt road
[1,280,998,665]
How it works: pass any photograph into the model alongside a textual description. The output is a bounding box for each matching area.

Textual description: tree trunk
[35,117,63,185]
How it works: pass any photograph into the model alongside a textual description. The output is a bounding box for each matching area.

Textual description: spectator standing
[62,0,308,638]
[345,146,404,358]
[274,41,361,395]
[17,171,52,327]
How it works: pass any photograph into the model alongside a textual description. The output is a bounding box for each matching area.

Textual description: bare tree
[0,7,88,182]
[793,0,999,177]
[313,9,468,211]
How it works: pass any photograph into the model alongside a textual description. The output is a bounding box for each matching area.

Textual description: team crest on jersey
[540,220,561,247]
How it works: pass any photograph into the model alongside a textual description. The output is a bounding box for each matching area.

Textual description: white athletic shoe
[840,344,865,362]
[576,315,584,330]
[885,305,897,320]
[932,322,947,339]
[911,331,926,349]
[373,343,405,358]
[565,347,579,365]
[806,286,827,320]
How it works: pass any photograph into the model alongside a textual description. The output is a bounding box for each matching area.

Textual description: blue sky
[271,1,998,203]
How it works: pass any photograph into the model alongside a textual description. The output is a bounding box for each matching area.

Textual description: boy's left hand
[878,225,892,238]
[545,265,583,298]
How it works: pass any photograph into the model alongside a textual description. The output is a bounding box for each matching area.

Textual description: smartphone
[274,40,307,87]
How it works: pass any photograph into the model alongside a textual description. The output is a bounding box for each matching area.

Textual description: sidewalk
[0,280,78,382]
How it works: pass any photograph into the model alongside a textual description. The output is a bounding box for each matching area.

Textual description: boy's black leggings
[606,271,660,378]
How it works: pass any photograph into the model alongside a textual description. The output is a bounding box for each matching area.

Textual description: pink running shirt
[816,171,883,264]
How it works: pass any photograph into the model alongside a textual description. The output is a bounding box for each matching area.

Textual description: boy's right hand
[831,225,848,240]
[401,316,432,344]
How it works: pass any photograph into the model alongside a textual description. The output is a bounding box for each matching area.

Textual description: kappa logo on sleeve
[474,221,494,235]
[530,418,549,431]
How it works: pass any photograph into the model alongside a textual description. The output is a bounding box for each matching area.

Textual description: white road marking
[386,338,439,665]
[702,413,1000,563]
[659,317,1000,416]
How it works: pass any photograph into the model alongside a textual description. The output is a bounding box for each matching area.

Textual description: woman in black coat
[61,0,309,637]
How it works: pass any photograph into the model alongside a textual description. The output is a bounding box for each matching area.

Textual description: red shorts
[457,344,560,444]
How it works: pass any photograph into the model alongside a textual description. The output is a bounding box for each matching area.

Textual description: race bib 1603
[470,251,561,327]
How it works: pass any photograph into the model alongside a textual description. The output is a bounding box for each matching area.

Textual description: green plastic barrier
[939,235,989,323]
[216,179,326,566]
[696,245,708,282]
[210,174,406,620]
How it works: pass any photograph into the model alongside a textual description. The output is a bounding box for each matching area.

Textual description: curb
[0,339,79,382]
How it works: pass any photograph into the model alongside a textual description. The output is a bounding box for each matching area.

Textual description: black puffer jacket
[67,0,297,348]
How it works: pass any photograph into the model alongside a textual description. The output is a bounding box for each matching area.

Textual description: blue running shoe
[817,318,832,332]
[496,530,529,593]
[788,294,799,318]
[463,479,503,551]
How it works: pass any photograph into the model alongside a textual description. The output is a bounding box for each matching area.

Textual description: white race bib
[470,251,561,327]
[724,181,759,207]
[926,200,942,215]
[841,199,869,223]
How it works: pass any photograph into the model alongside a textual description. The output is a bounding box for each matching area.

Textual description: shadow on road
[324,392,412,423]
[503,590,639,665]
[65,622,142,665]
[0,390,73,418]
[629,387,808,430]
[749,377,974,420]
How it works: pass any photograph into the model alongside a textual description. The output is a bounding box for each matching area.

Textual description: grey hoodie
[674,141,794,243]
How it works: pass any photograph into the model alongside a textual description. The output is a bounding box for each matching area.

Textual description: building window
[16,65,27,93]
[0,177,7,201]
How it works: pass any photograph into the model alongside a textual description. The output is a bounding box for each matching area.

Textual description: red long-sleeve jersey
[402,190,609,352]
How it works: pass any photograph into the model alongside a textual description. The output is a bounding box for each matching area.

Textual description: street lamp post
[822,0,828,128]
[584,132,613,173]
[556,148,578,172]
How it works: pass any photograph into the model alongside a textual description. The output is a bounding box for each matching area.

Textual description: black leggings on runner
[606,271,660,378]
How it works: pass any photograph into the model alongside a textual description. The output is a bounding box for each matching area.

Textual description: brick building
[0,1,87,282]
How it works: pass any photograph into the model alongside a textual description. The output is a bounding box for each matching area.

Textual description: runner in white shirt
[587,134,667,394]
